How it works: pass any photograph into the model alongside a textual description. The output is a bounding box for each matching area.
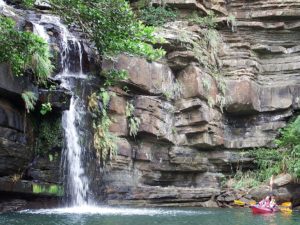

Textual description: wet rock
[0,177,64,197]
[27,154,61,184]
[0,199,27,213]
[39,88,72,111]
[0,63,37,99]
[34,0,51,10]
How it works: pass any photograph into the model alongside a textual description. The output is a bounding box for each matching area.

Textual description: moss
[36,116,63,156]
[32,183,64,196]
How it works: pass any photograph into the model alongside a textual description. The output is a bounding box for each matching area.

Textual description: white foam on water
[20,206,207,216]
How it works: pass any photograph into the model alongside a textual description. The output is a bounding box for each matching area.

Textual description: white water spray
[0,0,5,6]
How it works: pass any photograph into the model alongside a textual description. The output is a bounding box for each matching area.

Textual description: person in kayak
[259,196,271,207]
[270,195,278,209]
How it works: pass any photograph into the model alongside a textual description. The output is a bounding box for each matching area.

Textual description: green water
[0,207,299,225]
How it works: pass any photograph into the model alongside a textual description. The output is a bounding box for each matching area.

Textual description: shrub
[0,16,53,83]
[24,0,165,60]
[138,6,178,26]
[251,116,300,180]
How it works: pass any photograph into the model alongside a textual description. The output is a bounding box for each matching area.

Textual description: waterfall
[33,15,91,206]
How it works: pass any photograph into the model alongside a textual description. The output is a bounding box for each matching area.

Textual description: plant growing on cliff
[88,89,118,160]
[190,11,217,29]
[227,14,237,32]
[40,102,52,115]
[22,91,38,113]
[250,116,300,182]
[24,0,165,60]
[232,170,261,189]
[162,80,182,101]
[36,118,62,155]
[125,101,141,137]
[101,69,128,87]
[137,6,178,26]
[188,11,222,75]
[0,16,53,83]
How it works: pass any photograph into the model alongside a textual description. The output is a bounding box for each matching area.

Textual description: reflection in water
[261,214,278,225]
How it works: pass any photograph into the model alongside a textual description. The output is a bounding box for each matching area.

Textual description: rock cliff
[99,0,300,206]
[1,0,300,210]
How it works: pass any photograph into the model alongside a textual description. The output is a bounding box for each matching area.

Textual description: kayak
[251,205,278,214]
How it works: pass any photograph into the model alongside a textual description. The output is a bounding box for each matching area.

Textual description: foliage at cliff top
[24,0,165,60]
[0,16,53,83]
[137,6,178,27]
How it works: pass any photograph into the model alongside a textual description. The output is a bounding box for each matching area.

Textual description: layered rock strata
[98,0,300,206]
[1,0,300,209]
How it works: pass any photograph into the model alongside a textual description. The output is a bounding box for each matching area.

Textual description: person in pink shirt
[259,196,271,207]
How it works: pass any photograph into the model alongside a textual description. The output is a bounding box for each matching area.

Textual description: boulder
[273,174,293,187]
[102,54,175,96]
[177,65,218,102]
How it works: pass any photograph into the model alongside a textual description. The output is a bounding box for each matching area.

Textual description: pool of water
[0,206,299,225]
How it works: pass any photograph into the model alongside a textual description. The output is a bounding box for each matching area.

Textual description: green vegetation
[187,11,228,110]
[138,6,178,26]
[24,0,165,60]
[40,102,53,115]
[36,118,62,155]
[190,11,217,29]
[189,11,221,71]
[0,16,53,83]
[22,91,38,113]
[32,183,64,196]
[232,170,261,189]
[102,69,128,87]
[125,102,141,137]
[162,80,182,101]
[88,89,118,160]
[232,116,300,189]
[202,78,211,92]
[23,0,168,159]
[227,13,237,32]
[252,116,300,179]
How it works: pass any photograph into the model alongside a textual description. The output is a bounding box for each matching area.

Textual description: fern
[32,53,54,84]
[22,91,38,113]
[126,101,140,137]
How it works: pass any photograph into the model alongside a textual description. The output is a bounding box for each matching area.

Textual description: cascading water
[33,15,91,206]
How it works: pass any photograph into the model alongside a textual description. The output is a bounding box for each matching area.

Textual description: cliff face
[98,0,300,206]
[1,0,300,210]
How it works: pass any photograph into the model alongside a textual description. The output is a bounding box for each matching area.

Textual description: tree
[24,0,165,60]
